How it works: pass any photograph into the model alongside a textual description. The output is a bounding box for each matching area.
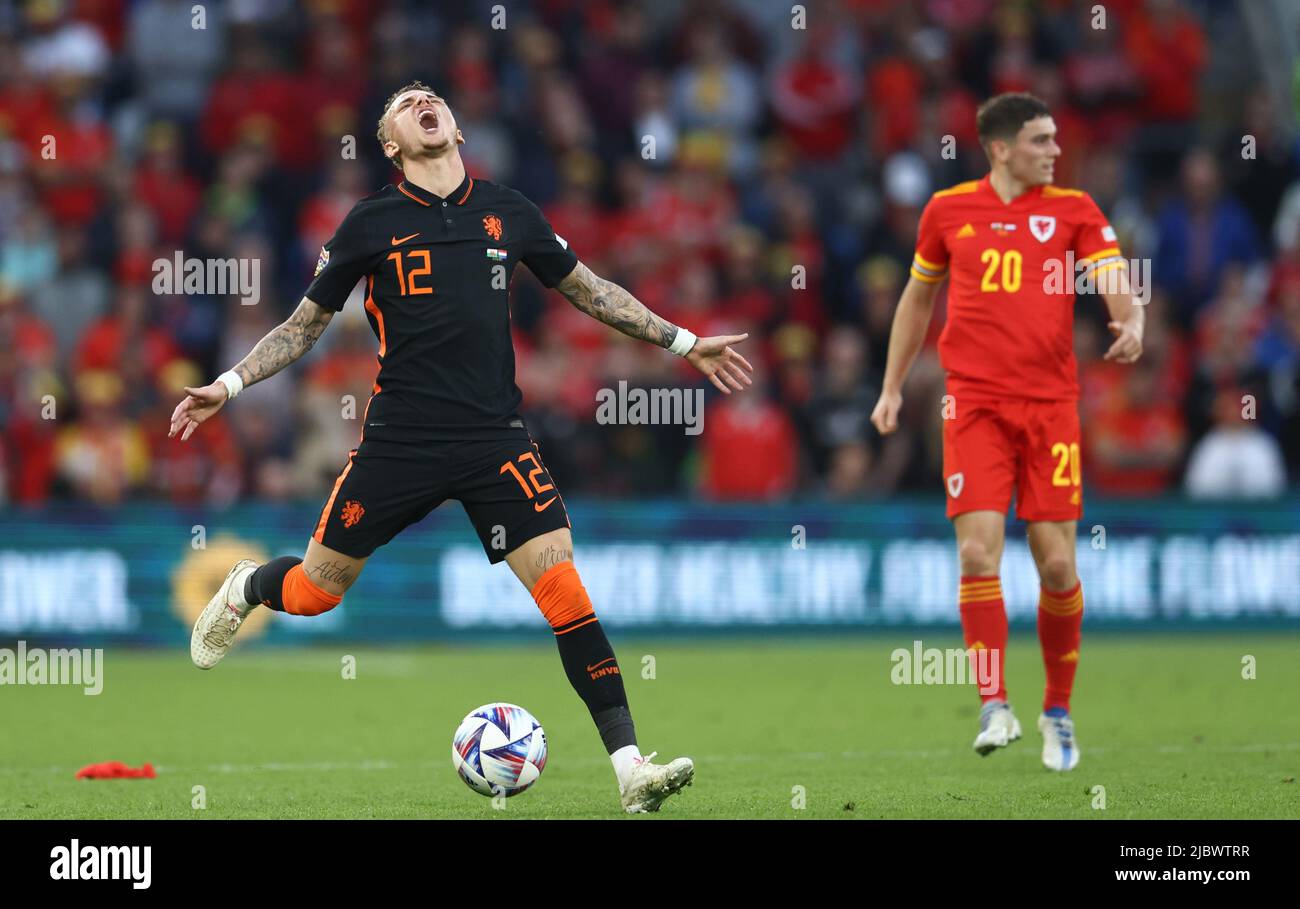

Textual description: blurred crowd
[1,0,1298,508]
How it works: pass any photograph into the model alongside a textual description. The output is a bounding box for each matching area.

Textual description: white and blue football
[451,703,547,798]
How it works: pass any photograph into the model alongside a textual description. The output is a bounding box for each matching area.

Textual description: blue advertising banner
[1,498,1298,643]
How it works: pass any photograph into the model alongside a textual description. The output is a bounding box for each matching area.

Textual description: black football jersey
[304,172,578,441]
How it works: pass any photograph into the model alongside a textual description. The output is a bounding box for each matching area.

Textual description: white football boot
[1038,708,1080,771]
[619,752,695,813]
[972,699,1023,756]
[191,559,259,669]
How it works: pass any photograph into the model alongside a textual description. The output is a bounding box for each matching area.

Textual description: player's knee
[957,537,998,575]
[529,561,596,634]
[1037,554,1077,592]
[283,564,343,617]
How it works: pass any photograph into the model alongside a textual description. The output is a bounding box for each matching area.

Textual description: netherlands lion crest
[483,214,503,242]
[340,500,365,528]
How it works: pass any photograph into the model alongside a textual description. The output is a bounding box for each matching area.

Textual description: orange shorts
[942,397,1082,522]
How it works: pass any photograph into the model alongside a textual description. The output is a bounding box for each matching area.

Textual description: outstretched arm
[555,261,683,349]
[169,297,334,440]
[230,297,335,387]
[554,261,754,394]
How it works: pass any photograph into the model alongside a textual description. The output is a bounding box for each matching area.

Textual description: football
[451,703,547,797]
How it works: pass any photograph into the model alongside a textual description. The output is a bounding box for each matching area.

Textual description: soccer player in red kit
[870,93,1144,771]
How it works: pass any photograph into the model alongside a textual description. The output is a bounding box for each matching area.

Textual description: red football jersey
[910,174,1124,401]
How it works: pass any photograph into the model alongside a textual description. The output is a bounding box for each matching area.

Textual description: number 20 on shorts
[1051,442,1081,487]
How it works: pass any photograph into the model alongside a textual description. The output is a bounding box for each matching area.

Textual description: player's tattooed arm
[555,261,681,349]
[170,297,335,440]
[555,261,754,394]
[232,297,335,388]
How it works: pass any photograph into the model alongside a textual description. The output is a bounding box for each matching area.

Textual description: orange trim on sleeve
[913,252,948,272]
[1077,246,1121,264]
[1090,261,1127,279]
[910,267,945,284]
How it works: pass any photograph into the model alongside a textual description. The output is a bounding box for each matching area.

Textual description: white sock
[611,745,642,790]
[231,563,259,614]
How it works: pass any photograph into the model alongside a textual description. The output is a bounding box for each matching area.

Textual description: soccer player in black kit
[170,83,752,813]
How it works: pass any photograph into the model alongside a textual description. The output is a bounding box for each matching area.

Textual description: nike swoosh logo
[533,496,558,513]
[586,658,615,673]
[391,232,420,245]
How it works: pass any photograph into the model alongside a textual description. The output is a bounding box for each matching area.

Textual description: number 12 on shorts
[500,451,559,511]
[1051,441,1081,487]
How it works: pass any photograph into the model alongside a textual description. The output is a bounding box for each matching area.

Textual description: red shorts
[942,397,1082,522]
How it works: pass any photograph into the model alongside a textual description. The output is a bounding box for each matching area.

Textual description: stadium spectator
[128,0,226,120]
[1223,90,1299,254]
[1085,359,1186,496]
[29,223,109,360]
[54,369,149,505]
[671,23,762,177]
[145,359,241,505]
[1184,387,1287,499]
[0,280,61,503]
[769,22,858,166]
[1153,149,1260,327]
[0,203,57,293]
[75,285,180,399]
[701,370,798,501]
[21,0,110,81]
[132,121,202,246]
[803,327,878,479]
[1123,0,1207,125]
[0,0,1294,504]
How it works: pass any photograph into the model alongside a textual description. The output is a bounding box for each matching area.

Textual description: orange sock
[282,564,343,617]
[530,562,595,634]
[959,575,1007,703]
[1038,581,1083,712]
[529,561,636,754]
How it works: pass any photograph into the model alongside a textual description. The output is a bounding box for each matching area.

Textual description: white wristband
[668,328,697,357]
[216,370,244,400]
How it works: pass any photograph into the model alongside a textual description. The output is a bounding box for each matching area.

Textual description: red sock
[959,575,1007,703]
[1038,581,1083,712]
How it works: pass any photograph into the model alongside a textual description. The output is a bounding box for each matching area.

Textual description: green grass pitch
[2,633,1297,819]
